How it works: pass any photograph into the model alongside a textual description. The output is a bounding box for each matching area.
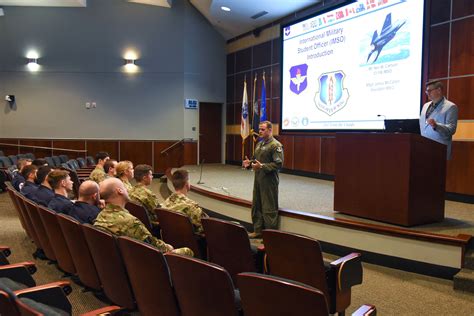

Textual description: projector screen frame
[278,0,431,135]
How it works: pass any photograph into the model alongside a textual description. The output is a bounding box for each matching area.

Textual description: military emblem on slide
[314,71,349,116]
[289,64,308,95]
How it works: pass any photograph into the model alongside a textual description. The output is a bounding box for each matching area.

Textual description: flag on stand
[260,72,267,122]
[251,73,259,136]
[241,79,250,140]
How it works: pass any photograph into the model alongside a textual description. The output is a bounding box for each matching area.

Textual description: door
[199,102,222,163]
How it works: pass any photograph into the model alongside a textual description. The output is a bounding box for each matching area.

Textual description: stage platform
[167,164,473,277]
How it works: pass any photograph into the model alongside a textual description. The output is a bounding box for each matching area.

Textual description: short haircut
[116,161,133,177]
[134,164,152,182]
[36,166,53,184]
[171,169,189,190]
[259,121,272,129]
[31,158,48,167]
[20,165,37,179]
[16,158,31,170]
[104,159,117,174]
[47,170,69,189]
[79,180,99,198]
[426,80,444,90]
[96,151,110,162]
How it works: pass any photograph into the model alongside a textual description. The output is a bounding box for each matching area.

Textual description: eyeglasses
[425,87,439,94]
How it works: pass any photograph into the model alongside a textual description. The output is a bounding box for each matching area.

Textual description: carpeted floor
[2,182,474,315]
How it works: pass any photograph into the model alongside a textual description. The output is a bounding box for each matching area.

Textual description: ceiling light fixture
[221,6,231,12]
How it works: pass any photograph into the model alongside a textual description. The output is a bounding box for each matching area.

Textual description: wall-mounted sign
[184,99,199,109]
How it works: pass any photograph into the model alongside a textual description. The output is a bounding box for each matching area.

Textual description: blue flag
[260,73,267,122]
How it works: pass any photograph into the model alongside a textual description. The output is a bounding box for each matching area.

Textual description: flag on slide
[260,73,267,122]
[252,74,260,135]
[241,80,250,140]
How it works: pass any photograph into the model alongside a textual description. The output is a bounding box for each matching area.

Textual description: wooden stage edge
[166,169,472,275]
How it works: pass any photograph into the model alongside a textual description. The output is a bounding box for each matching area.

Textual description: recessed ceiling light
[221,6,231,12]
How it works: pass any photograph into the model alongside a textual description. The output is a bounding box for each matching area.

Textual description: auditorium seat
[262,229,363,315]
[202,217,258,284]
[11,190,38,244]
[165,253,241,316]
[82,224,135,309]
[16,154,27,160]
[125,202,154,233]
[6,184,29,238]
[25,153,35,160]
[0,262,40,289]
[0,156,12,167]
[85,156,96,166]
[0,246,12,265]
[44,157,55,167]
[118,236,180,316]
[56,214,101,291]
[37,206,76,275]
[52,156,62,167]
[59,155,69,163]
[156,208,206,259]
[76,157,87,168]
[8,155,18,165]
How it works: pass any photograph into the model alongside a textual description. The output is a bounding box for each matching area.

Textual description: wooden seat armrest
[0,246,11,257]
[15,281,72,313]
[15,280,72,296]
[329,253,363,291]
[330,252,361,267]
[10,261,37,274]
[80,306,126,316]
[0,263,37,287]
[352,304,376,316]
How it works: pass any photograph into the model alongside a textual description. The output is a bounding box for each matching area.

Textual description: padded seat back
[0,157,12,167]
[156,208,204,259]
[262,230,330,300]
[202,218,256,284]
[6,185,29,237]
[86,156,96,166]
[51,156,62,167]
[118,236,179,316]
[82,224,135,309]
[56,214,101,290]
[76,157,87,168]
[8,155,18,165]
[237,272,329,316]
[44,157,55,167]
[37,206,76,274]
[0,290,19,316]
[58,155,68,163]
[125,202,153,232]
[25,153,35,160]
[12,191,37,243]
[165,253,239,316]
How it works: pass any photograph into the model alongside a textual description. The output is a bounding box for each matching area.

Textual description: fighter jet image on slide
[366,13,406,63]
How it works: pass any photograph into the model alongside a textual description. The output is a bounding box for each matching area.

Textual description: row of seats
[6,182,373,315]
[0,153,35,168]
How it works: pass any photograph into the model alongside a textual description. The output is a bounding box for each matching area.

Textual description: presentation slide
[281,0,425,131]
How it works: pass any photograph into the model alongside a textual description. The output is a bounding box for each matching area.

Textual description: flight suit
[252,136,284,234]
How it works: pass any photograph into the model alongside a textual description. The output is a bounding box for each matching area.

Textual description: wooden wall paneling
[271,98,281,124]
[293,136,320,173]
[272,38,280,64]
[446,141,474,195]
[233,135,242,162]
[429,0,451,24]
[450,17,474,76]
[0,139,19,156]
[234,101,242,125]
[154,141,184,173]
[235,72,251,104]
[20,140,52,159]
[252,41,272,69]
[226,103,234,125]
[227,53,235,75]
[120,141,153,166]
[225,135,234,162]
[271,65,281,99]
[235,47,252,73]
[52,140,86,159]
[449,76,474,119]
[277,135,294,170]
[183,141,198,166]
[428,24,449,79]
[226,75,235,103]
[242,136,253,160]
[86,141,119,161]
[320,136,336,175]
[453,0,474,19]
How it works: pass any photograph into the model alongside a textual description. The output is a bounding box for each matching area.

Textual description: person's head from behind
[47,170,73,194]
[21,165,37,182]
[171,169,190,193]
[116,161,134,180]
[17,159,32,172]
[99,177,130,206]
[259,121,273,140]
[31,158,48,167]
[425,80,444,103]
[134,164,153,186]
[95,152,110,166]
[78,180,100,205]
[104,159,117,176]
[36,166,54,186]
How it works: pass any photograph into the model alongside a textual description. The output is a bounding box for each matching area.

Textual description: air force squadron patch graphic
[289,64,308,95]
[314,71,349,116]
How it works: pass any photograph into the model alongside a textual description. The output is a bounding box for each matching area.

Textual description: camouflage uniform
[94,203,193,256]
[89,166,106,184]
[163,193,207,234]
[129,183,160,223]
[121,179,133,192]
[251,136,284,234]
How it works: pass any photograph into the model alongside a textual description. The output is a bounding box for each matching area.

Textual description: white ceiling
[0,0,321,40]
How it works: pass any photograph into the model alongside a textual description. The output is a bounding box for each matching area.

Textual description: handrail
[0,142,87,153]
[161,138,186,155]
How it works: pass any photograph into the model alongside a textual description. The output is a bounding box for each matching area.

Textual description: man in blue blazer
[420,80,458,159]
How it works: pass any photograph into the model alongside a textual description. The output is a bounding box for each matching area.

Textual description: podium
[334,133,446,226]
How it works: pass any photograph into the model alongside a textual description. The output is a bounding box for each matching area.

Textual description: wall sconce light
[26,51,40,72]
[124,57,138,73]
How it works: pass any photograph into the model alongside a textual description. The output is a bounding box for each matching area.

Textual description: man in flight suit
[243,121,284,238]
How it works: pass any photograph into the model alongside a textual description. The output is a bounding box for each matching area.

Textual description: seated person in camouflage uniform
[116,160,134,192]
[103,159,117,179]
[129,164,160,224]
[47,170,75,214]
[94,178,193,256]
[162,169,208,235]
[69,180,102,224]
[29,166,55,207]
[20,165,38,196]
[89,151,110,184]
